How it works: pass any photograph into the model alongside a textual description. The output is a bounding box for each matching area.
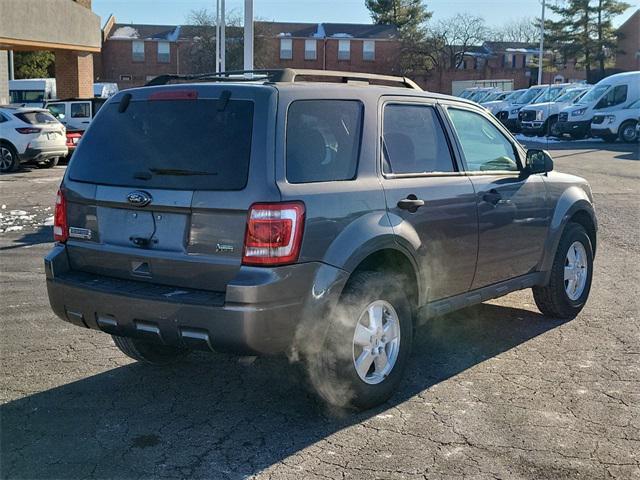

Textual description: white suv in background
[590,98,640,143]
[0,106,68,173]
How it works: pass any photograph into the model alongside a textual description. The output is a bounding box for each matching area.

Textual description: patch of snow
[1,205,6,209]
[314,23,326,38]
[330,33,353,38]
[5,226,23,232]
[277,32,292,37]
[111,26,140,39]
[9,210,27,216]
[515,134,595,144]
[167,25,181,42]
[44,216,54,226]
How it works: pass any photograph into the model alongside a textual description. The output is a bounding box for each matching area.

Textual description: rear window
[286,100,362,184]
[15,111,58,125]
[68,98,254,190]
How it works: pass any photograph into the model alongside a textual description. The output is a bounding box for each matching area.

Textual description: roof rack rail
[145,68,422,91]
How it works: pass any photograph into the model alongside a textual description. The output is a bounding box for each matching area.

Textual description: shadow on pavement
[0,225,53,250]
[0,303,568,479]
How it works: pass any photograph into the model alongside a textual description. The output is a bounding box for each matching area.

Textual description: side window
[286,100,362,184]
[447,108,519,172]
[47,103,66,119]
[596,85,628,109]
[71,103,90,118]
[382,104,455,174]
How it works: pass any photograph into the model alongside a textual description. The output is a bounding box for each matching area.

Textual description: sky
[92,0,637,28]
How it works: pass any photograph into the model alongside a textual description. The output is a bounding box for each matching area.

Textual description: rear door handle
[397,195,425,212]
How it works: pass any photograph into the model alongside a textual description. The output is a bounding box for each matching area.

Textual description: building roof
[483,41,538,53]
[105,19,399,42]
[109,23,181,41]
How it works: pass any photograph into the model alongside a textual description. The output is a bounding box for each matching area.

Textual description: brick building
[96,19,400,88]
[0,0,101,101]
[615,9,640,72]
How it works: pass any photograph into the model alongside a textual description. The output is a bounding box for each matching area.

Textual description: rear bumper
[21,145,68,163]
[45,245,349,355]
[556,120,590,137]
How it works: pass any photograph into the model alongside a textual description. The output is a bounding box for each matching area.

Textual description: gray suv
[45,69,597,410]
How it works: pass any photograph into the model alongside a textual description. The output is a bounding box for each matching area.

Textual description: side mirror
[525,149,554,175]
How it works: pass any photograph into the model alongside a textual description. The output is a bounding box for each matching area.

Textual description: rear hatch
[62,84,279,293]
[14,110,66,147]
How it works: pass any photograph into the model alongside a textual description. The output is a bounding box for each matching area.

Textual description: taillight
[53,189,68,243]
[242,202,305,266]
[15,127,41,134]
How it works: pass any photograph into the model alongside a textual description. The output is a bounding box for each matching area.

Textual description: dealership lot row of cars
[460,71,640,144]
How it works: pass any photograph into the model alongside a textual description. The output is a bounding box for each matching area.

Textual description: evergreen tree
[546,0,630,79]
[365,0,431,33]
[13,51,55,79]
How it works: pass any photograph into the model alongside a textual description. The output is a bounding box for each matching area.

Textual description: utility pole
[244,0,254,71]
[215,0,220,72]
[220,0,226,72]
[538,0,545,85]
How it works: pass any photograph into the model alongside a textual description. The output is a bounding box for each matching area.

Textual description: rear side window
[68,98,254,190]
[14,111,58,124]
[286,100,362,184]
[71,103,90,118]
[383,104,455,174]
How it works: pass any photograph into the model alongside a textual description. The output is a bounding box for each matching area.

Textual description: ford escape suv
[45,69,597,410]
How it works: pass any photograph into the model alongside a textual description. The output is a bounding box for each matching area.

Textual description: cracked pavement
[1,141,639,479]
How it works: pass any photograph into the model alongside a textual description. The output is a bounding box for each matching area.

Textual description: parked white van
[556,71,640,139]
[9,79,56,107]
[93,82,119,98]
[519,86,591,136]
[590,98,640,143]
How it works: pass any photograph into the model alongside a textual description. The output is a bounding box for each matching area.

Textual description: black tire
[533,223,593,319]
[0,143,19,173]
[112,335,190,365]
[306,271,414,410]
[38,157,59,169]
[619,120,638,143]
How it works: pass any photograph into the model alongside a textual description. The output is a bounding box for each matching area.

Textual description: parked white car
[9,79,57,107]
[482,89,526,115]
[556,71,640,139]
[45,97,107,132]
[590,98,640,143]
[518,86,591,136]
[497,84,574,132]
[0,106,67,173]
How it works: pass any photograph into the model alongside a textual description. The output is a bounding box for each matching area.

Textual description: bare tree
[427,14,489,70]
[184,8,272,73]
[491,17,540,43]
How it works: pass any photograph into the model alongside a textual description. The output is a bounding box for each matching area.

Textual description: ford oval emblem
[127,190,152,207]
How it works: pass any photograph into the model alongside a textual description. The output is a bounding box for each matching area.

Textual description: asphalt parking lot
[1,140,639,480]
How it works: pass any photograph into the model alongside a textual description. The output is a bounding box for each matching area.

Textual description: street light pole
[215,0,220,72]
[244,0,254,71]
[220,0,226,72]
[538,0,545,85]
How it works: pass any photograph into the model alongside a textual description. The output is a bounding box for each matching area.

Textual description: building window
[120,74,132,81]
[338,39,350,60]
[363,40,375,61]
[522,55,527,68]
[157,41,170,63]
[304,39,317,60]
[132,41,145,62]
[280,38,292,60]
